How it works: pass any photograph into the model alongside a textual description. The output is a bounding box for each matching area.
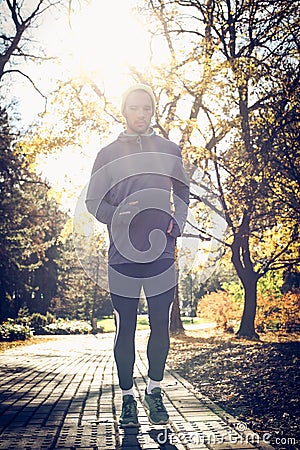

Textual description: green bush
[43,319,92,335]
[0,320,32,341]
[29,312,56,334]
[0,316,92,340]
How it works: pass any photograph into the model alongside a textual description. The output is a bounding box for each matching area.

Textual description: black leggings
[108,259,176,390]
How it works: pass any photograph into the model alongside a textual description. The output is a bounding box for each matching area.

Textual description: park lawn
[98,315,150,333]
[98,315,207,333]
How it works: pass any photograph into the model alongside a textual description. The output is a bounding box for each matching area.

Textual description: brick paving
[0,333,274,450]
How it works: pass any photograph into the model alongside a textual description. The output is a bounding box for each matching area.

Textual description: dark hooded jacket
[85,130,190,265]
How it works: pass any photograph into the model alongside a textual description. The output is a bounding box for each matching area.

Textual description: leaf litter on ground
[169,328,300,450]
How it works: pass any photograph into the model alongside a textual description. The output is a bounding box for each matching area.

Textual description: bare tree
[0,0,77,95]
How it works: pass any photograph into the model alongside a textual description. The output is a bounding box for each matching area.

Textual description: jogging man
[86,84,190,427]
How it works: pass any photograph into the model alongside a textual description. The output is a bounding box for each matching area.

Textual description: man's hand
[167,218,181,238]
[167,219,173,234]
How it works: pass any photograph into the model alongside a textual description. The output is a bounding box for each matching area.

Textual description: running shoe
[119,395,139,428]
[143,387,169,425]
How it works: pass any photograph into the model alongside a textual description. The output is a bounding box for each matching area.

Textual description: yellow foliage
[60,218,73,244]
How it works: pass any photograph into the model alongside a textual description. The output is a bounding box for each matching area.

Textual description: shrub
[256,289,300,332]
[43,319,92,335]
[29,312,56,334]
[197,290,242,331]
[17,305,31,326]
[198,287,300,333]
[281,291,300,331]
[0,320,32,341]
[1,316,94,340]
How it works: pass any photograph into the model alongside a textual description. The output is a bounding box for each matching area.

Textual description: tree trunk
[91,256,100,333]
[231,215,260,340]
[237,275,260,340]
[170,252,184,335]
[170,282,184,335]
[0,286,6,322]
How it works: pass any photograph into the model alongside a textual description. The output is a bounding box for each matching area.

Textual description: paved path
[0,333,274,450]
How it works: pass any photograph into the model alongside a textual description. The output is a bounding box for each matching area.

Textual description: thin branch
[185,218,229,247]
[86,77,123,124]
[68,0,73,30]
[2,69,47,100]
[213,150,235,231]
[9,50,57,61]
[6,0,22,30]
[18,178,51,188]
[261,237,299,275]
[24,1,57,25]
[190,189,224,218]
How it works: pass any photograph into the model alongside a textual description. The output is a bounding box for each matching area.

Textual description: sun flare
[69,0,150,93]
[32,1,152,213]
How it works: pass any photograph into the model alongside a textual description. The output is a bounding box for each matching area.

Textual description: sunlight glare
[70,0,150,93]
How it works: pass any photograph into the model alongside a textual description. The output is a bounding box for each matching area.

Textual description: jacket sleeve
[85,150,117,225]
[171,149,190,237]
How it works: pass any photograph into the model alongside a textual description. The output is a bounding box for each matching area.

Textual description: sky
[9,0,155,213]
[4,0,198,215]
[13,0,151,125]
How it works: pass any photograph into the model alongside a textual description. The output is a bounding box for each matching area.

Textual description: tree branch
[261,235,299,275]
[185,218,229,247]
[2,69,47,100]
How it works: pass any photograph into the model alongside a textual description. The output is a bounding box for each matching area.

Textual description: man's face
[123,90,153,135]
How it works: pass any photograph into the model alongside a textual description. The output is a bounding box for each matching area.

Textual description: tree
[136,0,300,338]
[0,0,85,93]
[195,0,300,338]
[0,106,67,320]
[0,1,116,323]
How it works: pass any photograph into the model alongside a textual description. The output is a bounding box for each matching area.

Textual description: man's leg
[108,264,142,428]
[110,293,139,391]
[146,287,174,383]
[142,258,176,425]
[142,258,176,382]
[108,263,142,391]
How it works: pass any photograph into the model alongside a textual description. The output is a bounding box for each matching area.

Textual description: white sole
[119,422,140,428]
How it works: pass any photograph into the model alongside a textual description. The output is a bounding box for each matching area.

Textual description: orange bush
[198,289,300,333]
[256,289,300,332]
[197,290,242,331]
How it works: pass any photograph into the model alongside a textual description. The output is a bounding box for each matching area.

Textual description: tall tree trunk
[231,214,260,339]
[0,286,6,322]
[170,282,184,335]
[237,274,260,340]
[91,256,100,333]
[170,250,184,335]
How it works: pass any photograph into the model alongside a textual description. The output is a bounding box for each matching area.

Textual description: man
[85,84,189,427]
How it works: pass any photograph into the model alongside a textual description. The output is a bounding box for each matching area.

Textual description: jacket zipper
[136,136,143,151]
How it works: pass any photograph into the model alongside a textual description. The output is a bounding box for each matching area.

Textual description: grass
[97,315,210,333]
